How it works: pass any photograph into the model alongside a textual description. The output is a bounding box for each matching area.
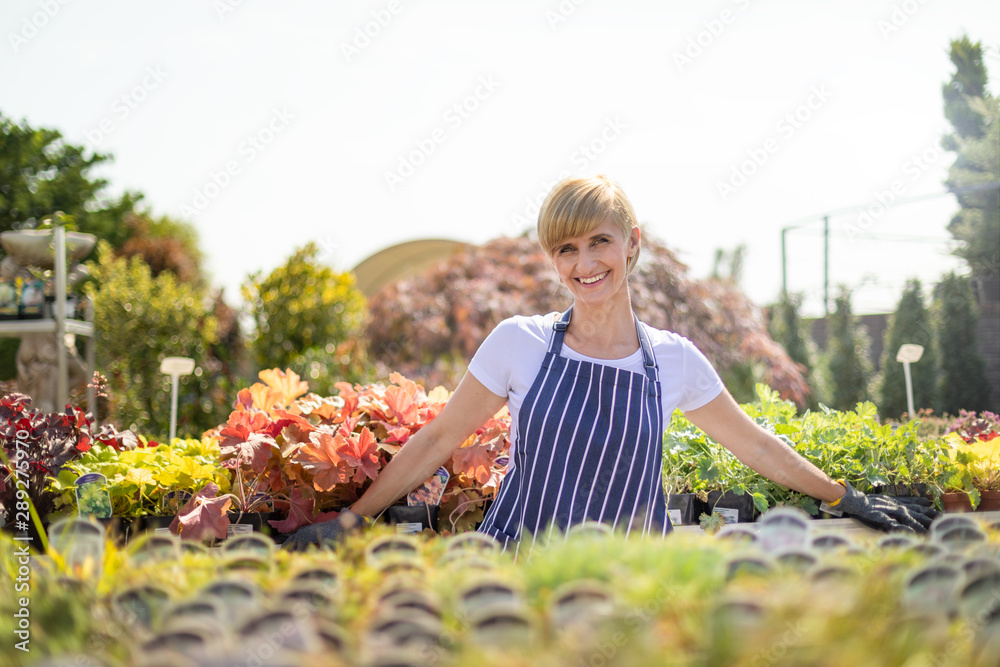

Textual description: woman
[284,175,935,553]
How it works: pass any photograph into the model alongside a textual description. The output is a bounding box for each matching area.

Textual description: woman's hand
[833,480,937,533]
[281,508,369,551]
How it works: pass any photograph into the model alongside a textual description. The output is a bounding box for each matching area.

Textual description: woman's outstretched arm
[349,371,508,518]
[683,389,846,503]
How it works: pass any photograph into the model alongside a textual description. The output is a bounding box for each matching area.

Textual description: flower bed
[38,369,511,543]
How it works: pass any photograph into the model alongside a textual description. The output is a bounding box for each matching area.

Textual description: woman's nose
[577,247,599,271]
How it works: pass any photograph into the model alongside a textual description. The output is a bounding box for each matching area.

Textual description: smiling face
[549,216,639,307]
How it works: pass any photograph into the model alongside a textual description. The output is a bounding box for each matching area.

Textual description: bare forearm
[735,428,845,503]
[685,391,846,505]
[348,426,454,518]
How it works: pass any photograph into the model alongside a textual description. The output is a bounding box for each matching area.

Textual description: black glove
[834,480,938,533]
[281,508,369,552]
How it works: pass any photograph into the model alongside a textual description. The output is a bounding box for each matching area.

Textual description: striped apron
[478,307,672,557]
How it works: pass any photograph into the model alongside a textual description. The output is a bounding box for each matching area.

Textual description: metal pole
[54,225,68,408]
[781,227,787,296]
[169,374,179,445]
[903,361,915,417]
[823,216,830,317]
[85,296,96,427]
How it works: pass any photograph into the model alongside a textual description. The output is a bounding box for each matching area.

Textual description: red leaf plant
[196,368,513,536]
[0,393,134,528]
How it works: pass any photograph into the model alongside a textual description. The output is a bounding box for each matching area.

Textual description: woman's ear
[629,226,640,254]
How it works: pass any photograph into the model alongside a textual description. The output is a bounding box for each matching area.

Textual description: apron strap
[635,315,659,392]
[549,307,660,391]
[548,307,572,355]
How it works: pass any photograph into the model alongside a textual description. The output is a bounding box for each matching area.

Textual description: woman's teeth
[578,272,608,284]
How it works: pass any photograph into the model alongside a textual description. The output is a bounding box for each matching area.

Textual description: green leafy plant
[48,437,232,520]
[943,416,1000,497]
[698,511,726,535]
[663,384,974,516]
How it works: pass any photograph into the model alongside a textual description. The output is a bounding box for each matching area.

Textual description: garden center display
[3,371,999,666]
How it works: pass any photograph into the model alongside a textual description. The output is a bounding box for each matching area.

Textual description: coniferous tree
[769,291,814,374]
[933,272,991,413]
[941,37,1000,284]
[817,288,873,411]
[876,280,937,418]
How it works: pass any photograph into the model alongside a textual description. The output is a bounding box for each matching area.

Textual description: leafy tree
[941,37,1000,281]
[242,242,367,381]
[117,211,206,286]
[816,288,873,411]
[933,272,991,413]
[0,111,140,246]
[876,280,937,418]
[87,243,229,437]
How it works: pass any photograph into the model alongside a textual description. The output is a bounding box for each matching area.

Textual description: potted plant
[172,368,512,542]
[941,412,1000,512]
[0,393,131,548]
[660,384,976,522]
[48,435,236,538]
[663,410,770,524]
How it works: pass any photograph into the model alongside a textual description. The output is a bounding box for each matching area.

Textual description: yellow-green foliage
[242,242,367,386]
[87,242,225,437]
[48,438,231,519]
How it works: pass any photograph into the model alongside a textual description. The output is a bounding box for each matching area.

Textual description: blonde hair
[537,175,640,273]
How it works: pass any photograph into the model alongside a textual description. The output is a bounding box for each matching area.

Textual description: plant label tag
[160,357,195,375]
[408,466,449,506]
[395,522,423,535]
[716,508,740,524]
[819,502,844,517]
[75,473,112,519]
[153,527,171,535]
[227,524,253,538]
[667,509,682,525]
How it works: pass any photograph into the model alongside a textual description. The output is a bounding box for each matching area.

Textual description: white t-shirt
[468,313,725,452]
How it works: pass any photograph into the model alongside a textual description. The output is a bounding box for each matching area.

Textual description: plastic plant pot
[387,504,439,533]
[667,493,705,526]
[706,490,757,524]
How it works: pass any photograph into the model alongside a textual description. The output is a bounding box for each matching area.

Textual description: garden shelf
[0,226,95,414]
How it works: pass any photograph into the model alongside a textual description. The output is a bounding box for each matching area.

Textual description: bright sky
[2,0,998,317]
